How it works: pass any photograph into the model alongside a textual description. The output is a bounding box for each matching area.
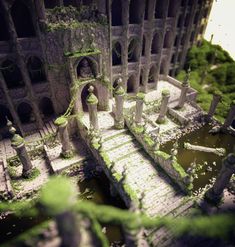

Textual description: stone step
[102,128,128,141]
[102,133,134,150]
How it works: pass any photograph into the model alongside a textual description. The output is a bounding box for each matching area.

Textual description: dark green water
[161,125,235,191]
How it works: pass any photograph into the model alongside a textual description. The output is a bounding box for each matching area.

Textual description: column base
[156,117,166,124]
[114,120,125,129]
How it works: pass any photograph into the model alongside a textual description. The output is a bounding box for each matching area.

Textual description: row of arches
[111,0,179,26]
[0,0,35,41]
[112,31,173,66]
[0,97,54,128]
[1,56,46,89]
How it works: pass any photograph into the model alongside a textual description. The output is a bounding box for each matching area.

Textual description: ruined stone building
[0,0,213,138]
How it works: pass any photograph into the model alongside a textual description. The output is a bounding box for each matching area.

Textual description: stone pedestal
[86,86,99,131]
[207,93,222,121]
[177,81,189,109]
[223,101,235,129]
[135,93,145,124]
[156,90,170,124]
[205,153,235,204]
[114,79,125,129]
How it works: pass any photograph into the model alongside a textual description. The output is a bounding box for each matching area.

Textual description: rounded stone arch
[148,65,157,83]
[127,74,136,93]
[112,41,122,66]
[128,38,140,63]
[27,56,46,84]
[39,97,55,119]
[1,59,24,89]
[112,0,122,26]
[75,56,98,79]
[80,83,99,112]
[163,30,173,49]
[151,32,161,54]
[160,59,167,75]
[0,105,13,128]
[11,0,35,38]
[17,101,34,124]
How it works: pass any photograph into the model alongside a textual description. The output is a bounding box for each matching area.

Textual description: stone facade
[0,0,213,138]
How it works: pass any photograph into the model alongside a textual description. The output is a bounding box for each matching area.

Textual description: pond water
[0,173,125,245]
[161,124,235,191]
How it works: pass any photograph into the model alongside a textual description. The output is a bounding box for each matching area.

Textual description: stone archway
[17,102,34,124]
[76,57,97,79]
[39,97,55,119]
[27,56,46,84]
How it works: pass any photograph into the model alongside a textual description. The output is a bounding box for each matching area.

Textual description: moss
[11,134,24,147]
[7,156,21,167]
[123,184,138,202]
[54,116,67,126]
[113,172,122,182]
[154,150,171,160]
[24,168,40,181]
[172,161,187,178]
[136,92,145,100]
[132,125,144,134]
[86,93,98,104]
[100,152,111,167]
[8,166,18,179]
[162,89,170,96]
[64,48,101,58]
[114,85,125,96]
[143,134,154,147]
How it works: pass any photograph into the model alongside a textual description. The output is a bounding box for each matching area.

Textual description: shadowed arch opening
[140,70,144,86]
[163,30,172,48]
[148,66,157,83]
[2,60,24,89]
[129,0,142,24]
[155,0,165,19]
[151,33,161,54]
[11,0,35,38]
[77,57,96,79]
[0,11,9,41]
[0,105,13,128]
[112,0,122,26]
[144,0,149,20]
[168,0,178,17]
[160,60,167,75]
[17,102,34,124]
[39,97,54,119]
[27,56,46,84]
[112,42,122,66]
[128,38,139,62]
[81,84,98,112]
[127,75,136,93]
[142,35,146,56]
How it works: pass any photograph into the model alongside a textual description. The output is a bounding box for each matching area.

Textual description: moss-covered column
[8,120,32,177]
[156,90,170,124]
[207,92,222,121]
[135,93,145,124]
[223,101,235,129]
[86,86,99,131]
[114,78,125,129]
[205,153,235,204]
[177,72,190,109]
[55,117,73,159]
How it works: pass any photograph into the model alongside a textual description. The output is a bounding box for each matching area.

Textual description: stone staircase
[39,120,57,138]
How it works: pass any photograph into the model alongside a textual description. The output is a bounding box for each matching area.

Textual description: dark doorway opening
[127,75,135,93]
[17,102,34,124]
[128,39,139,63]
[27,56,46,84]
[112,0,122,26]
[155,0,165,19]
[39,97,54,119]
[129,0,142,24]
[142,36,146,56]
[112,42,122,66]
[148,66,157,83]
[81,84,98,112]
[0,11,9,41]
[77,58,95,79]
[151,33,160,54]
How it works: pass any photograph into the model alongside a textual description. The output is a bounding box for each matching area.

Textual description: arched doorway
[112,42,122,66]
[77,58,96,79]
[128,38,139,62]
[148,66,157,83]
[163,30,172,49]
[127,75,135,93]
[151,33,160,54]
[2,60,24,89]
[39,97,54,119]
[0,105,13,129]
[11,0,35,38]
[129,0,142,24]
[112,0,122,26]
[27,56,46,84]
[17,102,34,124]
[81,84,98,112]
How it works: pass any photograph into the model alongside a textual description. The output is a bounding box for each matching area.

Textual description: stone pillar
[205,153,235,204]
[207,93,222,121]
[34,0,46,26]
[156,90,170,124]
[86,86,99,130]
[177,71,190,109]
[55,117,73,159]
[223,101,235,129]
[135,93,145,124]
[114,78,125,129]
[7,120,32,177]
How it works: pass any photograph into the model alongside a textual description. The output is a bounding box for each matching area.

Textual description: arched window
[17,102,34,124]
[129,0,142,24]
[151,33,160,54]
[155,0,165,19]
[112,42,122,66]
[148,66,157,83]
[39,97,54,119]
[0,105,13,128]
[112,0,122,26]
[163,31,172,48]
[11,0,35,38]
[144,0,149,20]
[128,39,139,62]
[77,58,96,78]
[142,36,146,56]
[127,75,135,93]
[168,0,178,18]
[0,11,9,41]
[27,56,46,84]
[2,60,24,89]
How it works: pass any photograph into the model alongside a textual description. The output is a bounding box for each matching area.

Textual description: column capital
[86,86,98,105]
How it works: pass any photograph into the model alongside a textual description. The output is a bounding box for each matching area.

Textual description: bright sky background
[204,0,235,60]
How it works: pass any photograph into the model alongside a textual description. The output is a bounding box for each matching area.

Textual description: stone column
[34,0,46,27]
[55,117,73,159]
[7,120,32,177]
[177,71,190,109]
[135,93,145,124]
[156,90,170,124]
[207,93,222,121]
[205,153,235,204]
[114,78,125,129]
[223,101,235,129]
[86,86,99,130]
